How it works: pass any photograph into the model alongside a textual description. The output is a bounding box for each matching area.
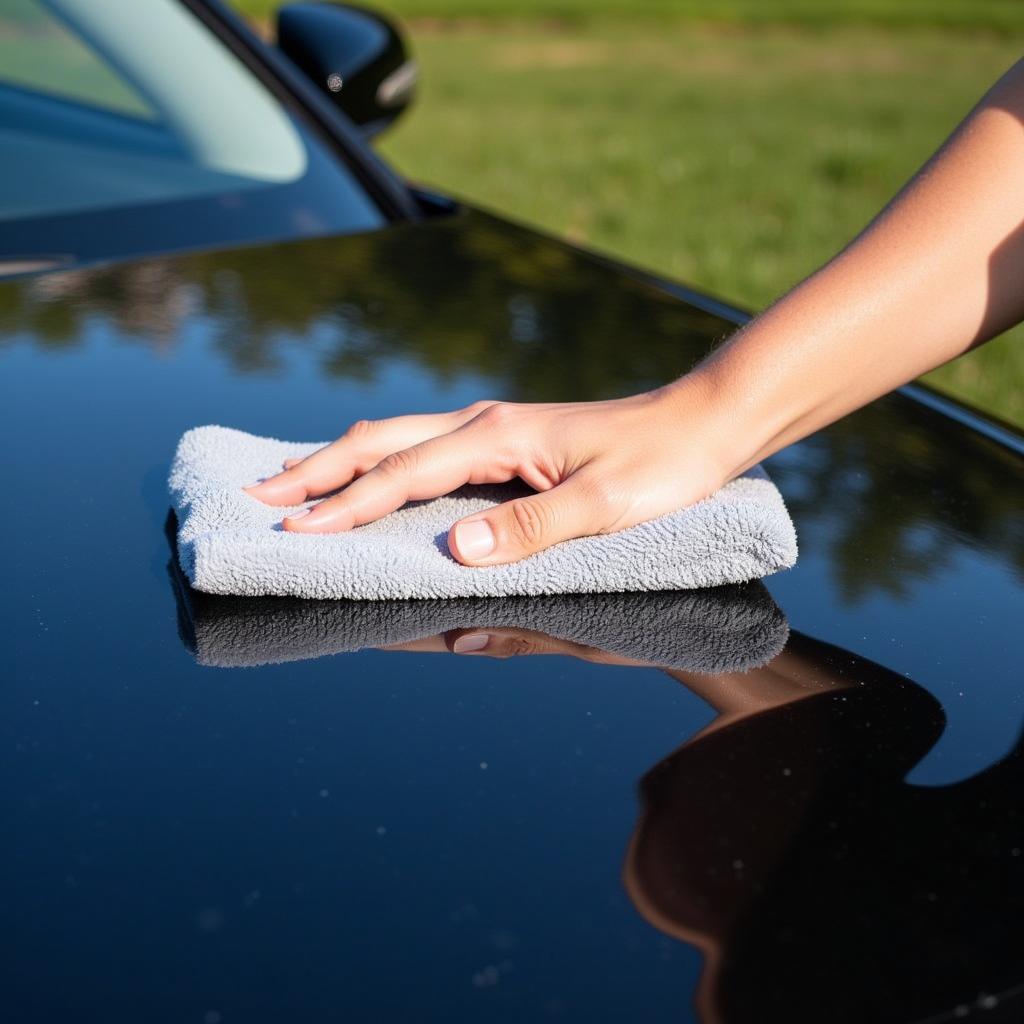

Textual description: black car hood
[3,207,1023,1023]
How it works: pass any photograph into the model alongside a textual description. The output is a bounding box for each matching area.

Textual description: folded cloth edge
[169,424,798,601]
[166,538,790,674]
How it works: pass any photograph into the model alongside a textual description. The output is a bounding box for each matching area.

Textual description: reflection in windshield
[167,529,1024,1022]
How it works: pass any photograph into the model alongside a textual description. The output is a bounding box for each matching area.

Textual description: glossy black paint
[277,2,415,138]
[2,208,1022,1022]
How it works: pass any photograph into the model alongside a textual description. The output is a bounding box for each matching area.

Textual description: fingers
[244,404,493,507]
[243,441,347,506]
[255,402,620,567]
[445,628,567,658]
[443,627,635,665]
[281,425,511,533]
[375,637,449,653]
[284,433,612,564]
[448,470,610,566]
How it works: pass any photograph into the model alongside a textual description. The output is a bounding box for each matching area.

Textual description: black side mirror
[276,2,416,139]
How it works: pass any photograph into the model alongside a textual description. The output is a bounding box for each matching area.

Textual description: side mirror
[276,2,416,139]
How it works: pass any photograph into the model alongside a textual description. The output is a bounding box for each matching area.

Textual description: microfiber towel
[166,541,789,672]
[168,425,797,600]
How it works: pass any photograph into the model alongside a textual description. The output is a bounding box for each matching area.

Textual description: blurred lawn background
[235,0,1024,426]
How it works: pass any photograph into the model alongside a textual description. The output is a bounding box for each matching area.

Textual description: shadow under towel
[168,425,798,601]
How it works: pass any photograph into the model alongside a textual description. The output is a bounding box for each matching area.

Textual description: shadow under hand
[627,630,1024,1023]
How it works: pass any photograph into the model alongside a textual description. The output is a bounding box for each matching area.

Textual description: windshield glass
[0,0,387,267]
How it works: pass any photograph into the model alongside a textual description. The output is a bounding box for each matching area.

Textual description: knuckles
[505,497,550,550]
[491,634,543,658]
[377,447,418,478]
[462,399,499,418]
[474,401,518,430]
[578,475,619,523]
[343,418,375,441]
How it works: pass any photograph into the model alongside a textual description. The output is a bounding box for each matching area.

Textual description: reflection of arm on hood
[625,632,1024,1023]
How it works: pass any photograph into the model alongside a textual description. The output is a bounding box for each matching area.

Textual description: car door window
[0,0,387,264]
[0,0,152,118]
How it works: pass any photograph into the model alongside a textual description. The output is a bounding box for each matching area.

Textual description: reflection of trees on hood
[0,211,725,393]
[768,393,1024,603]
[2,209,1021,596]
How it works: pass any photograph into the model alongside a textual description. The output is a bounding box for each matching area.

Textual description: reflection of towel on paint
[167,538,788,672]
[169,425,797,601]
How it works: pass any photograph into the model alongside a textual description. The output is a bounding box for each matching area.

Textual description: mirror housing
[276,2,416,139]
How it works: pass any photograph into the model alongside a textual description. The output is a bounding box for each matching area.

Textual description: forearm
[675,58,1024,479]
[249,64,1024,563]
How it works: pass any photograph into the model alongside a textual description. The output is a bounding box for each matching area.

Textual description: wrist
[652,359,783,483]
[642,372,742,490]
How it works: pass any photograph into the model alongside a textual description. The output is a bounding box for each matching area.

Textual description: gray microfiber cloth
[168,425,797,601]
[166,538,789,672]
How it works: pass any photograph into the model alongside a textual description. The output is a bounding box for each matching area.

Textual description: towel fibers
[169,425,797,600]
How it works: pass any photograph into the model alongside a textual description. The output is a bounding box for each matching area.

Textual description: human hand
[243,380,728,566]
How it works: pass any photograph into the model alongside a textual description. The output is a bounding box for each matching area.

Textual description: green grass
[235,0,1024,33]
[366,21,1023,426]
[228,4,1024,425]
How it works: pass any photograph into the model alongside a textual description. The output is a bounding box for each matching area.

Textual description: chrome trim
[377,59,417,108]
[0,256,72,278]
[898,382,1024,455]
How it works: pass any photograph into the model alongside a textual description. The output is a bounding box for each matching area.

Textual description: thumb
[448,473,607,566]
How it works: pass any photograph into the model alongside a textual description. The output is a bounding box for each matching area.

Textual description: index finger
[244,404,493,506]
[281,421,516,533]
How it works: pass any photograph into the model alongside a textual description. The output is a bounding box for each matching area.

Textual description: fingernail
[454,520,495,560]
[243,479,265,490]
[286,508,311,522]
[453,632,490,653]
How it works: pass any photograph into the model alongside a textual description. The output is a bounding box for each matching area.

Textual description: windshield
[0,0,387,268]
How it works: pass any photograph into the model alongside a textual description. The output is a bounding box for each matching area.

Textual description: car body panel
[2,205,1022,1021]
